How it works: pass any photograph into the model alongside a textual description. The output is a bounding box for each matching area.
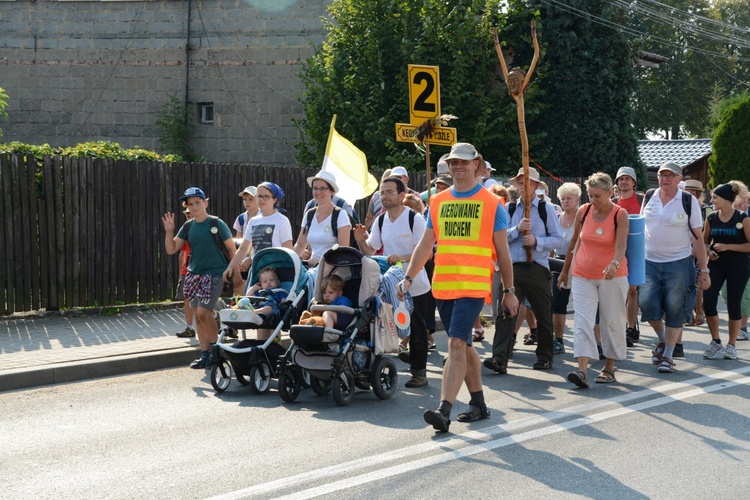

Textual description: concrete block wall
[0,0,331,164]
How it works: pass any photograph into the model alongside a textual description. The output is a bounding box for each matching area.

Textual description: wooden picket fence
[0,154,397,313]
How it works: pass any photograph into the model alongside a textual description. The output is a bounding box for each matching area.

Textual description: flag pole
[425,144,432,206]
[325,114,337,160]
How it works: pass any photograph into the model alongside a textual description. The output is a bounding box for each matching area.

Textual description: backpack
[643,189,698,240]
[613,193,644,206]
[304,206,360,251]
[305,196,361,225]
[376,208,417,234]
[181,216,230,264]
[580,204,623,231]
[507,200,549,235]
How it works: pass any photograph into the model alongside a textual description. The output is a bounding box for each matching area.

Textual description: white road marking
[207,366,750,500]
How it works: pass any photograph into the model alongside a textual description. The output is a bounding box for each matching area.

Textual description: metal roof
[638,139,712,171]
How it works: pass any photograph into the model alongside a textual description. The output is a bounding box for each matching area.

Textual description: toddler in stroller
[299,275,353,329]
[245,266,289,338]
[212,247,310,394]
[277,246,399,406]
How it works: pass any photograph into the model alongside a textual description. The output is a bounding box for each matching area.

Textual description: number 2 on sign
[413,72,436,113]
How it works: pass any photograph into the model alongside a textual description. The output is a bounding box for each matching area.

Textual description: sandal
[456,404,491,422]
[595,368,616,384]
[567,370,589,388]
[472,328,485,342]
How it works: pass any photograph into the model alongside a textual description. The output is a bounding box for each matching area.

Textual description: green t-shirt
[177,217,233,277]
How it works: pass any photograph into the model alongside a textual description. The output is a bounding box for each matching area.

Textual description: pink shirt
[572,204,628,280]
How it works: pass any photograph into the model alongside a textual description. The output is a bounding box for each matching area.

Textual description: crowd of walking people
[161,141,748,433]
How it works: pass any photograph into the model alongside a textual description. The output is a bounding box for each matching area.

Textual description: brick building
[0,0,331,164]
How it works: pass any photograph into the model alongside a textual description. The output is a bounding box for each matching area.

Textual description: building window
[199,103,214,125]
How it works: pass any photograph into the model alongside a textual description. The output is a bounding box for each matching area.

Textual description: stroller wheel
[210,360,233,393]
[249,360,272,394]
[310,375,332,396]
[332,370,355,407]
[370,356,398,400]
[277,369,301,403]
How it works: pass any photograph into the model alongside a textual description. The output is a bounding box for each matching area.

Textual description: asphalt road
[2,334,749,499]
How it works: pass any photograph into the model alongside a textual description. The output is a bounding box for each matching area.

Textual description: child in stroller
[212,247,311,394]
[245,266,288,340]
[277,246,399,406]
[300,275,353,329]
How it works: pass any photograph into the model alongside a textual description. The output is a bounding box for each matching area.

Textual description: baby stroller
[212,247,310,394]
[276,246,399,406]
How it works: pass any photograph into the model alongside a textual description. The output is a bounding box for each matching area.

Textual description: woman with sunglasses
[293,171,351,267]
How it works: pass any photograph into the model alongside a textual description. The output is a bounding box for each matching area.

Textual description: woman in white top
[222,182,293,285]
[294,171,351,266]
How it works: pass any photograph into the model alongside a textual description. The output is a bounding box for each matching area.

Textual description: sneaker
[523,330,538,345]
[189,357,211,369]
[724,344,738,360]
[405,376,428,388]
[652,343,665,365]
[428,341,437,351]
[657,357,675,373]
[597,345,606,361]
[738,329,749,341]
[553,338,566,354]
[423,409,451,432]
[672,343,685,358]
[176,326,196,338]
[703,341,724,359]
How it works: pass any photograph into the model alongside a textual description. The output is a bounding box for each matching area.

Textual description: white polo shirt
[642,188,703,263]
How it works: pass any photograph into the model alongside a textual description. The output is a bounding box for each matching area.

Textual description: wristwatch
[404,275,413,283]
[503,287,515,294]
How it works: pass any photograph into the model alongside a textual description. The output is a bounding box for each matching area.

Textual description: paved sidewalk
[1,309,199,391]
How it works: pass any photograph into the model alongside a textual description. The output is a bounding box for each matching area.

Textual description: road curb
[0,347,198,392]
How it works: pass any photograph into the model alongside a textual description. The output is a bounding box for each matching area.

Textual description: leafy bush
[0,140,180,162]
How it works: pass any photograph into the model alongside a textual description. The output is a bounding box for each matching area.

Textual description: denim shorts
[436,297,485,346]
[639,257,695,328]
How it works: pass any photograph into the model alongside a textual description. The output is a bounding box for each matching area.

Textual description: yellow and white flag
[321,115,378,207]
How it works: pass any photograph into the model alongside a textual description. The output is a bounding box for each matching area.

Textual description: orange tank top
[571,204,628,279]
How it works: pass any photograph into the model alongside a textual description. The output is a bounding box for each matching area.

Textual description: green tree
[0,86,8,138]
[628,0,748,139]
[295,0,541,174]
[296,0,644,178]
[155,94,194,162]
[524,0,644,177]
[708,95,750,185]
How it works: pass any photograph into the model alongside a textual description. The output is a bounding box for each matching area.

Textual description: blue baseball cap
[179,187,206,201]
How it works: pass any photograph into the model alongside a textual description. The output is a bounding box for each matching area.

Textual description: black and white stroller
[211,247,310,394]
[276,246,399,406]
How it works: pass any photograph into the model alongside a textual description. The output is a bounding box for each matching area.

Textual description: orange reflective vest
[429,187,500,300]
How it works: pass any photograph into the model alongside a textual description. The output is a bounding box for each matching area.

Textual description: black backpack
[303,206,360,251]
[643,189,698,240]
[377,208,417,234]
[507,200,549,235]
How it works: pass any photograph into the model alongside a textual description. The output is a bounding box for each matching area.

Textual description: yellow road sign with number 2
[408,65,440,125]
